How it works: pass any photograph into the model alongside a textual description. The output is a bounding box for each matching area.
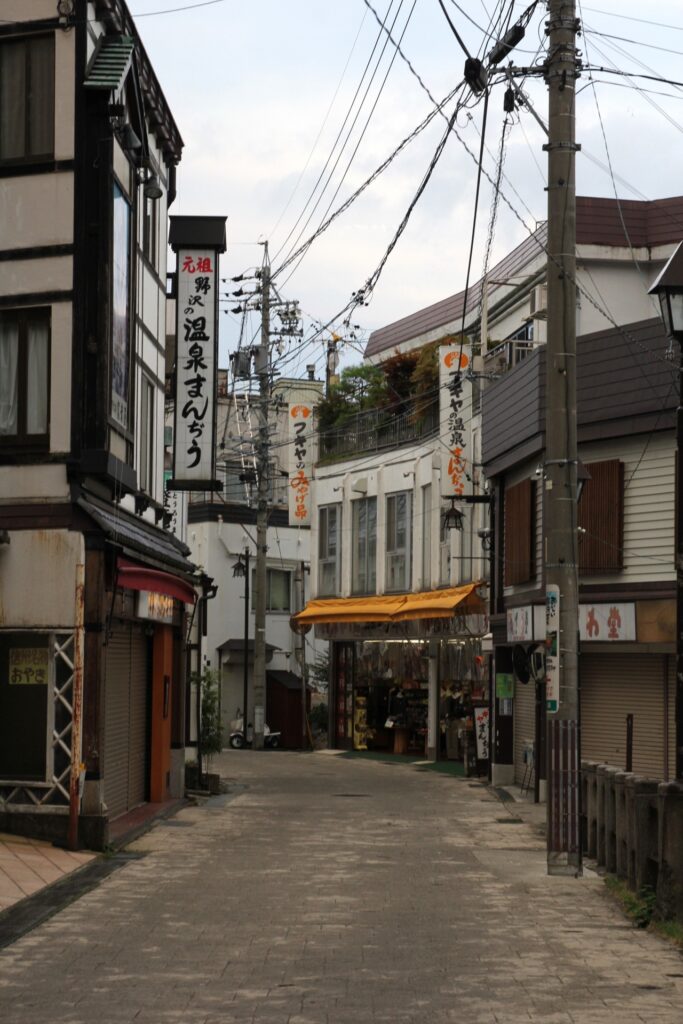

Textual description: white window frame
[318,503,341,597]
[385,490,412,593]
[351,496,377,595]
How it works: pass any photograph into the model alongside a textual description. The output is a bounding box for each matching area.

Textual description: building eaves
[93,0,183,164]
[365,195,683,361]
[84,35,135,91]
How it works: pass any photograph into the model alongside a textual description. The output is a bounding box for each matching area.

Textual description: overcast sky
[131,0,683,373]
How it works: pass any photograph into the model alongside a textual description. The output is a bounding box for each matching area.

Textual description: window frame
[0,306,51,450]
[251,568,292,613]
[385,490,412,593]
[138,374,155,495]
[504,478,536,587]
[318,503,342,597]
[351,496,377,595]
[0,33,55,167]
[142,192,158,270]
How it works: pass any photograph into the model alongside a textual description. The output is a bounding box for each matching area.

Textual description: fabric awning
[293,583,483,626]
[117,557,197,605]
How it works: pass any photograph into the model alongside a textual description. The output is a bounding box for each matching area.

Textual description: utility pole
[543,0,582,875]
[252,243,271,750]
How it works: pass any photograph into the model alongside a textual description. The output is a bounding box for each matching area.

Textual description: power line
[436,0,473,59]
[272,0,405,265]
[277,0,419,289]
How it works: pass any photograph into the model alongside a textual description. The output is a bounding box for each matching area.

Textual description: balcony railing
[318,401,439,462]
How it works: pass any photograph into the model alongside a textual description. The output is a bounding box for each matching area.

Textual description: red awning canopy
[117,557,197,605]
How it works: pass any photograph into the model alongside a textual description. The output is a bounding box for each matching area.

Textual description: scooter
[229,717,281,749]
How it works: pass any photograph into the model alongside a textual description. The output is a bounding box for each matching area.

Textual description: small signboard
[474,705,490,761]
[579,603,635,642]
[495,672,514,699]
[546,584,560,713]
[136,591,174,624]
[9,648,48,685]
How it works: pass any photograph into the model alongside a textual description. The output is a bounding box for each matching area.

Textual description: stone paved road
[1,750,683,1024]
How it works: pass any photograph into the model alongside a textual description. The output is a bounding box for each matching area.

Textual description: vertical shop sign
[439,343,472,500]
[171,249,219,487]
[546,584,560,713]
[474,706,490,760]
[289,404,313,524]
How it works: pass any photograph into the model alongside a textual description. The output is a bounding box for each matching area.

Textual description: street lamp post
[649,242,683,779]
[233,550,251,737]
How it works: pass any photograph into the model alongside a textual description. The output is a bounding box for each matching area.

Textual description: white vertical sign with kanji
[289,404,313,524]
[172,249,218,485]
[439,344,472,500]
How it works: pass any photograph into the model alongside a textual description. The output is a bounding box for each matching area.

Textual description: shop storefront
[294,585,490,767]
[496,598,677,793]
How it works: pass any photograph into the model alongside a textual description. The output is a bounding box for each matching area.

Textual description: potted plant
[186,668,223,794]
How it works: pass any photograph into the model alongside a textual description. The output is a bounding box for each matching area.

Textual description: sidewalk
[0,833,94,915]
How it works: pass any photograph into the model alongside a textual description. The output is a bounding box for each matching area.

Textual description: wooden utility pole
[543,0,582,875]
[252,244,271,750]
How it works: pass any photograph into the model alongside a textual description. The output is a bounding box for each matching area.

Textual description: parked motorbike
[229,717,281,749]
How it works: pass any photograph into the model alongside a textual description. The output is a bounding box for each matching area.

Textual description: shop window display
[353,641,428,755]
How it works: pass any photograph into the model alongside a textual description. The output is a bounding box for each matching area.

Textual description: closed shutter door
[128,628,148,809]
[513,678,536,784]
[581,654,669,779]
[104,626,131,820]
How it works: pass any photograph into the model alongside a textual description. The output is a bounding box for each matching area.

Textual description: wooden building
[0,0,195,848]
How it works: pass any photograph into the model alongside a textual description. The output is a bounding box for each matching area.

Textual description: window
[319,504,341,596]
[504,478,535,586]
[421,485,432,589]
[0,308,50,446]
[0,35,54,164]
[139,376,154,494]
[385,491,412,592]
[352,497,377,594]
[142,194,158,269]
[578,460,624,573]
[111,182,132,429]
[251,569,292,612]
[0,632,50,780]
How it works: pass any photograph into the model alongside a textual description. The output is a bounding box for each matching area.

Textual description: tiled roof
[365,195,683,359]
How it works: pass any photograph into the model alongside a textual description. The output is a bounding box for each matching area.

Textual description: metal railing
[319,401,439,461]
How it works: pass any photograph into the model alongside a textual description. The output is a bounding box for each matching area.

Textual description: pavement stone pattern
[0,833,93,913]
[1,751,683,1023]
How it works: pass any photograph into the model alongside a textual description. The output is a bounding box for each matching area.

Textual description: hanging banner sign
[289,404,313,524]
[171,248,219,488]
[439,343,472,500]
[546,584,560,713]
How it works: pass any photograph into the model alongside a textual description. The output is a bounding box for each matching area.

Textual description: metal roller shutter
[128,628,148,810]
[580,653,670,780]
[104,626,131,820]
[513,679,536,785]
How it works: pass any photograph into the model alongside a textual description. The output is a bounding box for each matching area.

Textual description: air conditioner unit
[528,283,547,320]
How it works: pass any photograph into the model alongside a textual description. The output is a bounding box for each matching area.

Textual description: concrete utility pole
[252,243,271,750]
[543,0,582,875]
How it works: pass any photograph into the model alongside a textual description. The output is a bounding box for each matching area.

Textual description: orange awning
[293,594,407,625]
[292,583,483,626]
[392,583,484,621]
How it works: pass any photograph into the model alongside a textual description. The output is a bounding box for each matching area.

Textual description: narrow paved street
[1,752,683,1024]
